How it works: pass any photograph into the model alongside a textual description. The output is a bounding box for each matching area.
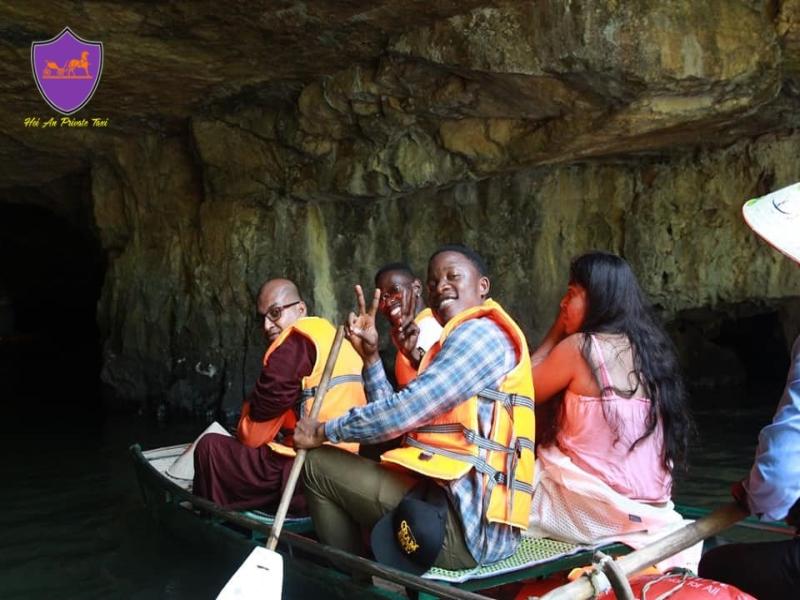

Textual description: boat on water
[130,442,792,599]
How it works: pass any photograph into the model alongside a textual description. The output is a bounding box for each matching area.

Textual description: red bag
[514,572,755,600]
[596,573,756,599]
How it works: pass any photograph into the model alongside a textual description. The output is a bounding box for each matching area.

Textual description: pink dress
[556,335,671,503]
[527,336,700,571]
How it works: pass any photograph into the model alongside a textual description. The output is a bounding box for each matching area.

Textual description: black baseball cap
[370,481,448,575]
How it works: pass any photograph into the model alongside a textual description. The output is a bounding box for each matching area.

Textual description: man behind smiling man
[374,261,442,388]
[295,245,535,573]
[193,278,365,515]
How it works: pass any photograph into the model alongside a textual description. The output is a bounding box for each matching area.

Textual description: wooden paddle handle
[540,501,748,600]
[266,325,346,552]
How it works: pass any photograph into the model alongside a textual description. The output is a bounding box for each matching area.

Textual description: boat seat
[241,510,314,534]
[423,537,630,588]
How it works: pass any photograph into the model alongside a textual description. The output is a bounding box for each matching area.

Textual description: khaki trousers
[303,445,477,571]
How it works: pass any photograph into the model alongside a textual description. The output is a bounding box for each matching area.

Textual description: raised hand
[344,284,381,365]
[390,286,422,366]
[552,302,569,340]
[530,294,570,365]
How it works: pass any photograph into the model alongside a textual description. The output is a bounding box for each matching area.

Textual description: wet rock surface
[1,1,799,411]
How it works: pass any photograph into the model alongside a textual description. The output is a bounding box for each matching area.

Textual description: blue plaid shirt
[325,317,519,564]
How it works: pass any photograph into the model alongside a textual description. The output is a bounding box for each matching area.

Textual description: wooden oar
[540,502,748,600]
[267,325,345,549]
[217,325,346,600]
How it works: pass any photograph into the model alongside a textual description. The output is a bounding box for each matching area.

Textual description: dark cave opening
[0,199,105,419]
[712,311,791,403]
[671,305,793,410]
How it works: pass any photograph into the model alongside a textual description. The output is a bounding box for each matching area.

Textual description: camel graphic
[42,51,91,79]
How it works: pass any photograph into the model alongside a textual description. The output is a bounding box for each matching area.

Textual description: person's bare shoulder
[543,332,585,366]
[561,332,586,351]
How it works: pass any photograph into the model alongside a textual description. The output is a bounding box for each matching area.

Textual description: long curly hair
[569,251,694,473]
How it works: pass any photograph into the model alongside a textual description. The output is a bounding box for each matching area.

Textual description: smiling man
[192,278,365,513]
[294,245,536,574]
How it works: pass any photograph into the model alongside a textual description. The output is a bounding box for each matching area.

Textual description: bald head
[256,278,307,343]
[258,279,301,303]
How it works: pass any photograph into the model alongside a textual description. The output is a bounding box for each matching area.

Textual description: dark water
[0,399,777,599]
[0,412,235,600]
[674,407,776,511]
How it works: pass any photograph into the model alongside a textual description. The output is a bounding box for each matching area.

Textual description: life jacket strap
[414,423,513,454]
[298,373,364,416]
[405,385,534,525]
[476,388,534,410]
[403,436,533,494]
[301,374,364,399]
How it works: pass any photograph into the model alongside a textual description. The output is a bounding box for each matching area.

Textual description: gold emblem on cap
[396,520,419,555]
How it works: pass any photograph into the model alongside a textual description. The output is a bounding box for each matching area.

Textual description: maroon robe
[193,332,315,514]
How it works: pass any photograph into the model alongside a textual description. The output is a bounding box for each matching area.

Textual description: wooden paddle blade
[216,547,283,600]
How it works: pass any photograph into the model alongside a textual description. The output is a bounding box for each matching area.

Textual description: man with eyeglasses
[192,278,366,514]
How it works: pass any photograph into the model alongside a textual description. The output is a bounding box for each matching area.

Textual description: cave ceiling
[3,2,800,409]
[1,1,800,192]
[0,0,499,187]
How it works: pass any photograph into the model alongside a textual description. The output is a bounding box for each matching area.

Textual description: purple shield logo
[31,27,103,116]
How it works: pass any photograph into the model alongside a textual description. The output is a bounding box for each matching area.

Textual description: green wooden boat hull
[132,443,506,599]
[130,443,791,599]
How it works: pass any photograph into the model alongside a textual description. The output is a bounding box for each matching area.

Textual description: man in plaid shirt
[295,245,532,571]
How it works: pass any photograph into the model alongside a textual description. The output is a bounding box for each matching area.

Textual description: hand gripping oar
[539,502,748,600]
[217,325,346,600]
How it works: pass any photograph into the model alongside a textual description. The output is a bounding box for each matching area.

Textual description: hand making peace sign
[390,285,422,367]
[344,284,382,366]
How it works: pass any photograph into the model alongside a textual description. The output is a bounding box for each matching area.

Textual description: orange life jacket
[394,307,436,388]
[381,299,535,529]
[237,316,366,457]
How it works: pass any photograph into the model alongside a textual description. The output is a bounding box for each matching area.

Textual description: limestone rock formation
[1,1,799,413]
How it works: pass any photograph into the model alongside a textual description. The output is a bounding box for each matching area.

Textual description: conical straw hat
[742,182,800,265]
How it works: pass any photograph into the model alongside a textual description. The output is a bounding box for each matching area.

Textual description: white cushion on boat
[166,421,231,480]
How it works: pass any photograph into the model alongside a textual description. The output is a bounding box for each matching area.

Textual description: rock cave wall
[1,1,799,413]
[93,129,800,413]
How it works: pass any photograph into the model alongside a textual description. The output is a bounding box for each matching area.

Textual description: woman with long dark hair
[528,251,699,570]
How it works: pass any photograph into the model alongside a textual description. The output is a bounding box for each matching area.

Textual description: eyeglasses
[257,301,301,323]
[379,284,405,307]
